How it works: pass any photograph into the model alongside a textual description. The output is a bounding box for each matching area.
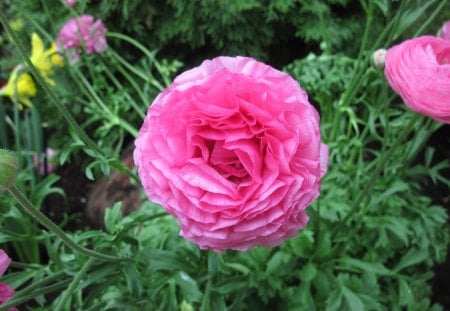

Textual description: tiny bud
[0,149,18,194]
[372,49,387,70]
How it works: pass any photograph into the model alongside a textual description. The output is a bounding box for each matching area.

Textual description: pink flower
[134,56,328,252]
[65,0,76,7]
[0,250,18,311]
[438,21,450,40]
[56,15,108,63]
[384,36,450,123]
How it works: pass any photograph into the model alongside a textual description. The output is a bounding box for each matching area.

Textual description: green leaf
[104,202,123,234]
[174,271,202,303]
[124,264,142,297]
[398,278,413,306]
[393,248,428,272]
[342,287,365,311]
[213,276,248,295]
[300,262,317,282]
[373,0,388,16]
[325,289,343,311]
[339,258,392,276]
[266,251,291,274]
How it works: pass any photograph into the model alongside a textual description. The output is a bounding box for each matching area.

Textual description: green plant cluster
[0,0,449,310]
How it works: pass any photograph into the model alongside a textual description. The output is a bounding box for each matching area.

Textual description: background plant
[0,0,449,310]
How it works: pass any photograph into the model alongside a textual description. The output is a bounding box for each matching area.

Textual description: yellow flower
[29,33,63,85]
[0,67,37,108]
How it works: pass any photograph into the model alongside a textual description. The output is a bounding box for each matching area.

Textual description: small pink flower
[0,250,18,311]
[438,21,450,40]
[56,15,108,63]
[134,56,328,252]
[65,0,76,7]
[384,36,450,123]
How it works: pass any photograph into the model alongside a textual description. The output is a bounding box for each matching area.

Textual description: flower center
[208,140,249,183]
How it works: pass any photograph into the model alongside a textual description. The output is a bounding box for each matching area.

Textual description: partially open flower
[384,36,450,123]
[134,56,328,252]
[0,249,18,311]
[372,49,387,70]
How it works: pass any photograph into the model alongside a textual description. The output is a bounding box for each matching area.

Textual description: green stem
[54,258,94,311]
[0,279,71,311]
[8,185,124,262]
[98,56,146,118]
[106,32,170,87]
[331,113,421,237]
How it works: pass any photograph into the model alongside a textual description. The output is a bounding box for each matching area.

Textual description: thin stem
[8,185,125,262]
[17,271,68,297]
[54,258,94,311]
[106,32,170,87]
[331,113,421,237]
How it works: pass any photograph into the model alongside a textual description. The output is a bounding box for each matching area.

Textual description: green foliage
[0,0,449,310]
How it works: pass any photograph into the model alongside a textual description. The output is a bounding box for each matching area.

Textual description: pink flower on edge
[439,21,450,40]
[134,56,329,252]
[0,250,18,311]
[56,15,107,62]
[385,36,450,123]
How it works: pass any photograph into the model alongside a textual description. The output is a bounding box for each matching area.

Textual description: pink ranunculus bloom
[384,36,450,124]
[56,15,108,63]
[438,21,450,40]
[134,56,329,252]
[0,249,18,311]
[65,0,76,7]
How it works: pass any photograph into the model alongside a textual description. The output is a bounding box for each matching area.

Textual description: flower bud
[0,150,18,194]
[372,49,387,70]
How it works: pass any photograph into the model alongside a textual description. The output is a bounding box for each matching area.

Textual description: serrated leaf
[342,287,365,311]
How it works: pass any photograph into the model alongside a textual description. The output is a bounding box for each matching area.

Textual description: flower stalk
[7,185,124,262]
